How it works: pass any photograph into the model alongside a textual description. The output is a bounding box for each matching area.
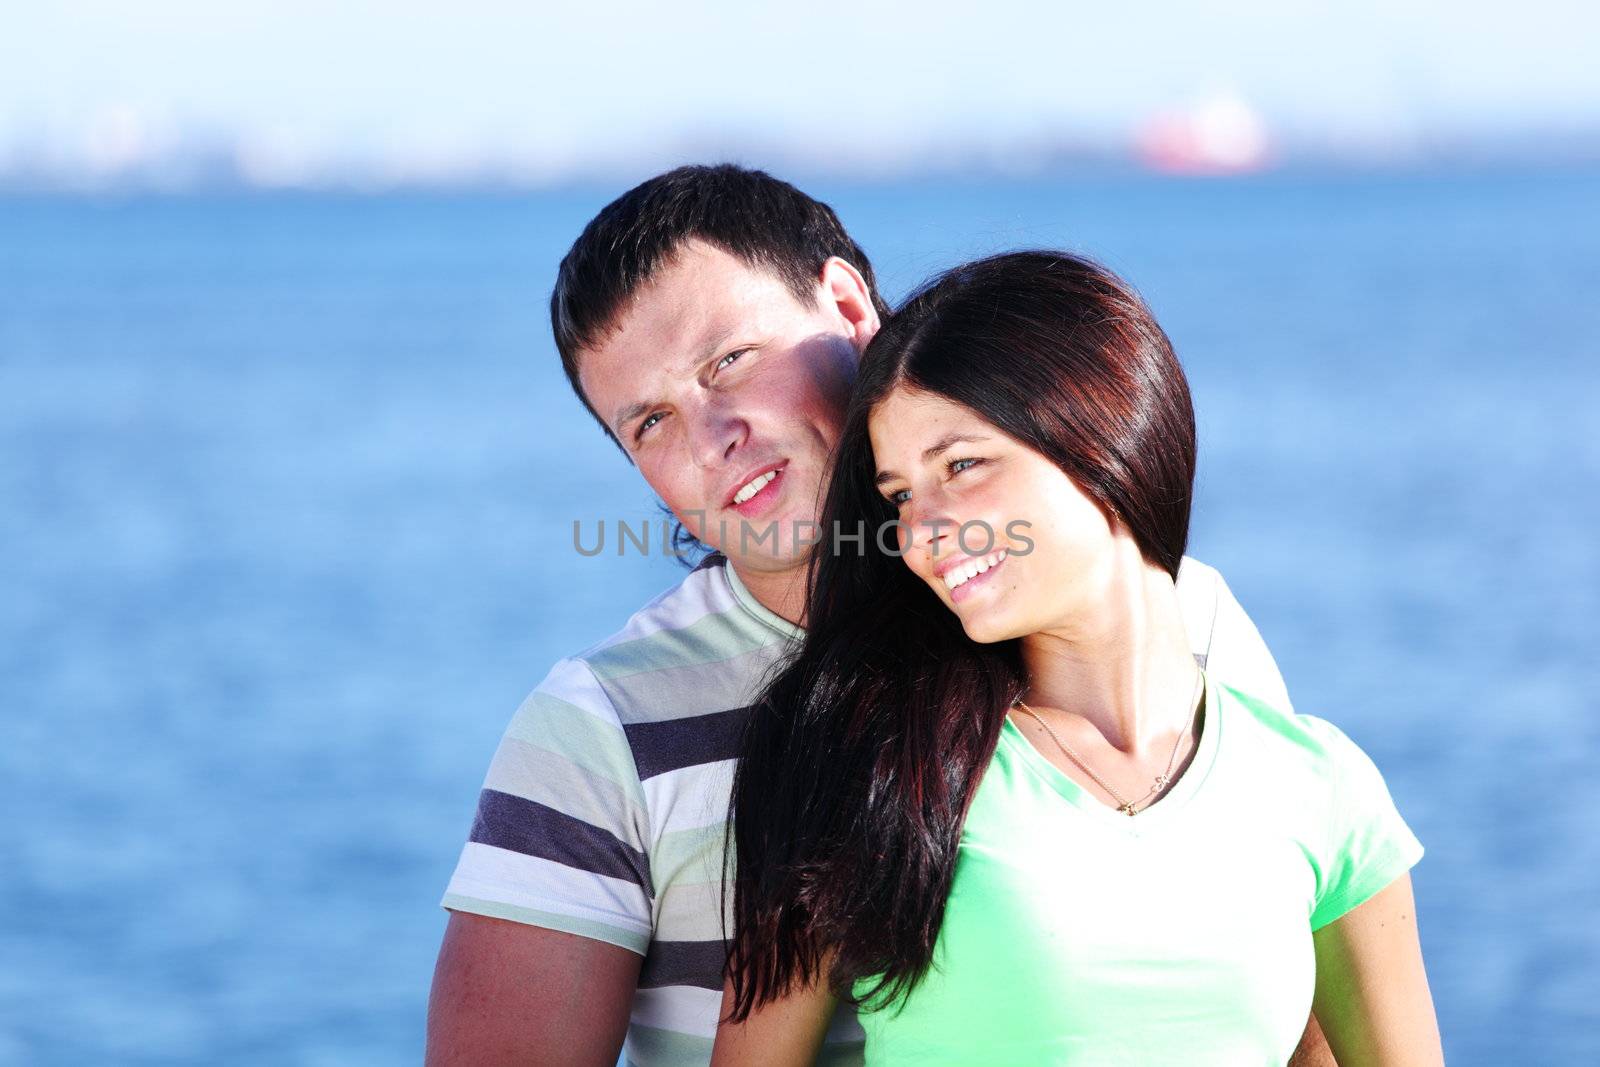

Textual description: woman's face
[868,386,1130,644]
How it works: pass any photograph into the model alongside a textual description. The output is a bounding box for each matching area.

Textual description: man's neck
[726,557,809,630]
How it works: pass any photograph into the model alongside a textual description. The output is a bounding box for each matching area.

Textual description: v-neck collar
[998,670,1224,832]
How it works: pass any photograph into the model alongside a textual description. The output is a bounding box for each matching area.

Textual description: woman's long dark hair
[724,251,1198,1018]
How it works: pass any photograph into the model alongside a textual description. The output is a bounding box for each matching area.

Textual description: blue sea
[2,168,1597,1064]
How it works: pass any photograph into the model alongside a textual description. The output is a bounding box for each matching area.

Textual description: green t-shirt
[850,675,1424,1066]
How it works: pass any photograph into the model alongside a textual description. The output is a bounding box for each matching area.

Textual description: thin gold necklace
[1013,670,1204,817]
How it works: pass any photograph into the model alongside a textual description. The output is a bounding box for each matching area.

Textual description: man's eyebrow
[611,326,747,436]
[874,433,992,487]
[699,323,740,362]
[612,400,653,437]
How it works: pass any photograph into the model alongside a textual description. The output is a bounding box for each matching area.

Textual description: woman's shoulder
[1219,685,1363,772]
[1217,683,1399,803]
[1217,687,1427,930]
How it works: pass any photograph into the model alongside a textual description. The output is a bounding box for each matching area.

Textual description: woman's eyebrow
[874,433,992,486]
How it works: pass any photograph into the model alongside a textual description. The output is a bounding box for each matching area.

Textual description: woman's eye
[887,489,910,507]
[948,457,981,475]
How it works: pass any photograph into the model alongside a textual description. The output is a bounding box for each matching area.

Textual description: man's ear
[818,256,881,355]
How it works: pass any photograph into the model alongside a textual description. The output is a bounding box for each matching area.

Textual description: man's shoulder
[568,552,737,662]
[1173,555,1222,661]
[1175,554,1221,594]
[538,553,792,727]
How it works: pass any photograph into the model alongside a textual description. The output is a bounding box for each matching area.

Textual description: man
[426,164,1329,1066]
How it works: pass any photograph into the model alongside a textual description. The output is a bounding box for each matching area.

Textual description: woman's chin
[931,574,1026,644]
[953,605,1021,645]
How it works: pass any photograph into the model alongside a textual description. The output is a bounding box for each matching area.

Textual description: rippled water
[2,169,1596,1063]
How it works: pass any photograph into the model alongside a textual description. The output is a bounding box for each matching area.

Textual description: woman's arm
[710,967,838,1067]
[1287,1012,1336,1067]
[1311,873,1444,1066]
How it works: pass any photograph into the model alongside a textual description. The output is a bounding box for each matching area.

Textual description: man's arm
[427,911,642,1067]
[430,656,656,1064]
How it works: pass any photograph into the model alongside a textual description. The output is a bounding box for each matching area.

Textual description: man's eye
[638,412,664,436]
[715,349,747,372]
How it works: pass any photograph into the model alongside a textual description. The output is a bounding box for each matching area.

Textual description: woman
[713,252,1442,1065]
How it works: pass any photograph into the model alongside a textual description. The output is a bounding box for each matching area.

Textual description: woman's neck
[1017,541,1197,756]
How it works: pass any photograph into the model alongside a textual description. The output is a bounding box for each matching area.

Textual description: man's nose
[686,396,749,470]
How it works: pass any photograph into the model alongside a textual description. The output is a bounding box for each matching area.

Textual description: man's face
[577,239,877,574]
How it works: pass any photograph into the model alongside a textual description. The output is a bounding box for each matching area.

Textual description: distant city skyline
[5,1,1598,188]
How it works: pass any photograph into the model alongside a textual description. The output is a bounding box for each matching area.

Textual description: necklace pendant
[1119,803,1138,816]
[1153,775,1169,790]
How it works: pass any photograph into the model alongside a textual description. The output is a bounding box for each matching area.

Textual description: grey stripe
[589,608,784,682]
[597,642,793,724]
[625,706,750,780]
[637,937,728,991]
[503,688,646,800]
[625,1024,714,1067]
[656,878,732,943]
[471,789,654,894]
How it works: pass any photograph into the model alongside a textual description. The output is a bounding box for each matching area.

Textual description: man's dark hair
[550,163,889,448]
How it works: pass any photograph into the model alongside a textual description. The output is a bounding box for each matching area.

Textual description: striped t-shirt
[442,552,1292,1067]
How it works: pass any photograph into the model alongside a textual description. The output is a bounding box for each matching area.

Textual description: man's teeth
[733,469,779,504]
[942,549,1007,590]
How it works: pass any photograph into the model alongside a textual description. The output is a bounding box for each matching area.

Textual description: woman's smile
[937,547,1008,604]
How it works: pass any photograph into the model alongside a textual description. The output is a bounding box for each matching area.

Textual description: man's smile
[726,460,788,516]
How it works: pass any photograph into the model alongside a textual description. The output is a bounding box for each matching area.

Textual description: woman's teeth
[942,549,1007,590]
[733,469,779,504]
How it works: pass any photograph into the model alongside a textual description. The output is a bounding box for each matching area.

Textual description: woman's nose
[906,495,959,563]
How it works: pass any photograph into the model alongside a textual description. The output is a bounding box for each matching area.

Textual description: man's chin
[697,509,822,567]
[717,541,814,574]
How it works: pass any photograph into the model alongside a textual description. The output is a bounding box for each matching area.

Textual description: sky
[4,1,1598,187]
